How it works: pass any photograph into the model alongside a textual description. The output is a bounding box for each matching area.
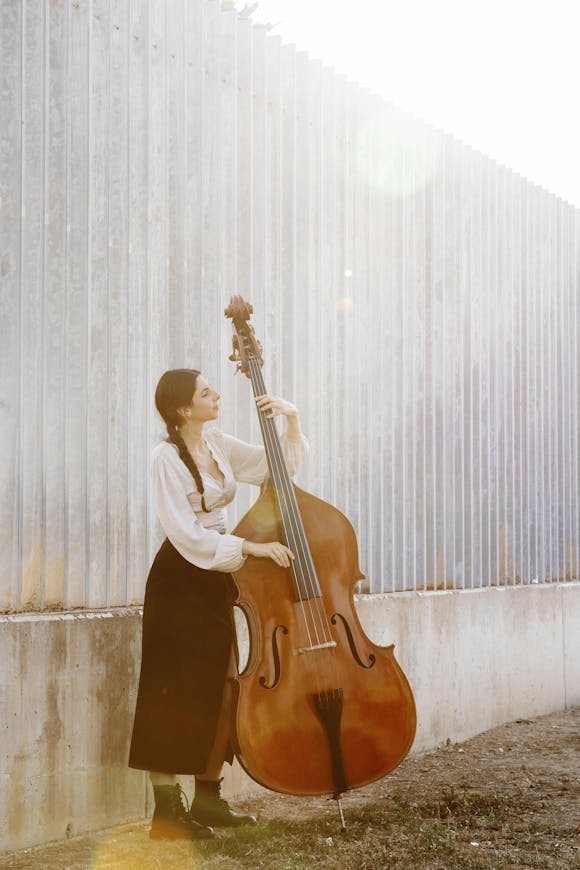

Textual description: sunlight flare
[355,108,442,196]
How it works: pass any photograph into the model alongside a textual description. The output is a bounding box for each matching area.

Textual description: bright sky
[244,0,580,209]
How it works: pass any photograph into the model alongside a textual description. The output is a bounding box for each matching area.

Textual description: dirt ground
[1,707,578,869]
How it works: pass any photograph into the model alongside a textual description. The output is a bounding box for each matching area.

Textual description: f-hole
[331,612,376,669]
[260,624,289,689]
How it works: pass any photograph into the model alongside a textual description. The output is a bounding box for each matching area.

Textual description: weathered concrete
[0,609,145,850]
[355,583,580,751]
[1,583,578,851]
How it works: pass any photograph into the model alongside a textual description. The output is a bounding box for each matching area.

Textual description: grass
[74,784,572,870]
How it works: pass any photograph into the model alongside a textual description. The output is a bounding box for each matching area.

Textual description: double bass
[225,296,416,828]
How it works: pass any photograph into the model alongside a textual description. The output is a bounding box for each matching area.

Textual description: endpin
[334,795,346,833]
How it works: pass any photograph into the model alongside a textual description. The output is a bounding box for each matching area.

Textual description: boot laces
[170,783,191,821]
[196,778,230,811]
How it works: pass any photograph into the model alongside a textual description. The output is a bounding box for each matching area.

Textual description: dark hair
[155,369,210,512]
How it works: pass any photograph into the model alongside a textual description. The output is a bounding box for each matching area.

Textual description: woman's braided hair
[155,368,210,512]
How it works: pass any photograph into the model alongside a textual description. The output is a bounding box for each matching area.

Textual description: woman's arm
[241,538,294,568]
[218,397,309,485]
[152,446,246,572]
[254,395,303,441]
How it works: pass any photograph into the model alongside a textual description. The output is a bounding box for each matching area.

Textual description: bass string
[247,360,323,652]
[248,359,321,604]
[248,368,335,697]
[248,359,335,649]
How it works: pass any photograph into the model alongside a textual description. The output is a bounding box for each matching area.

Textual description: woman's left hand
[255,394,298,419]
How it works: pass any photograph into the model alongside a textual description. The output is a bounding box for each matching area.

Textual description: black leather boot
[150,783,214,840]
[189,778,257,827]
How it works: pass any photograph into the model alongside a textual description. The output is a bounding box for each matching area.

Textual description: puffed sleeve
[217,429,309,486]
[151,447,246,572]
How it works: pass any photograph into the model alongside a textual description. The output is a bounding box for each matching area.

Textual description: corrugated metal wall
[1,0,578,611]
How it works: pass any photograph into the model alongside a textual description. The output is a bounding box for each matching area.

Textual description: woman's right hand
[242,540,295,568]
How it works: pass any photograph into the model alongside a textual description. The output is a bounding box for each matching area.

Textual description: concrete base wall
[355,583,580,751]
[1,583,578,851]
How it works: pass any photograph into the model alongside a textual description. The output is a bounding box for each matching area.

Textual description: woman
[129,368,309,840]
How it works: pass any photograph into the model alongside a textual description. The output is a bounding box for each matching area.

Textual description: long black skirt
[129,539,236,775]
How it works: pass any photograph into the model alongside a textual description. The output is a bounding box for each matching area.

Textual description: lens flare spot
[355,108,442,196]
[91,837,144,869]
[344,269,353,278]
[92,830,204,868]
[337,298,353,312]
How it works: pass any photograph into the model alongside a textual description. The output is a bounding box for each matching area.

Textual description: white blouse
[151,427,309,573]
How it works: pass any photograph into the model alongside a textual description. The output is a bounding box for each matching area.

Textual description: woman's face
[184,375,220,423]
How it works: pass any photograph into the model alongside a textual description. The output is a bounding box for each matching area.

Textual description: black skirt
[128,538,236,774]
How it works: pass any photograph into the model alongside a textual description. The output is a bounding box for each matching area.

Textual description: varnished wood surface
[231,484,416,796]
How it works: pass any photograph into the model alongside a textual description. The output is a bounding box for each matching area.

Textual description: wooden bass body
[231,482,416,797]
